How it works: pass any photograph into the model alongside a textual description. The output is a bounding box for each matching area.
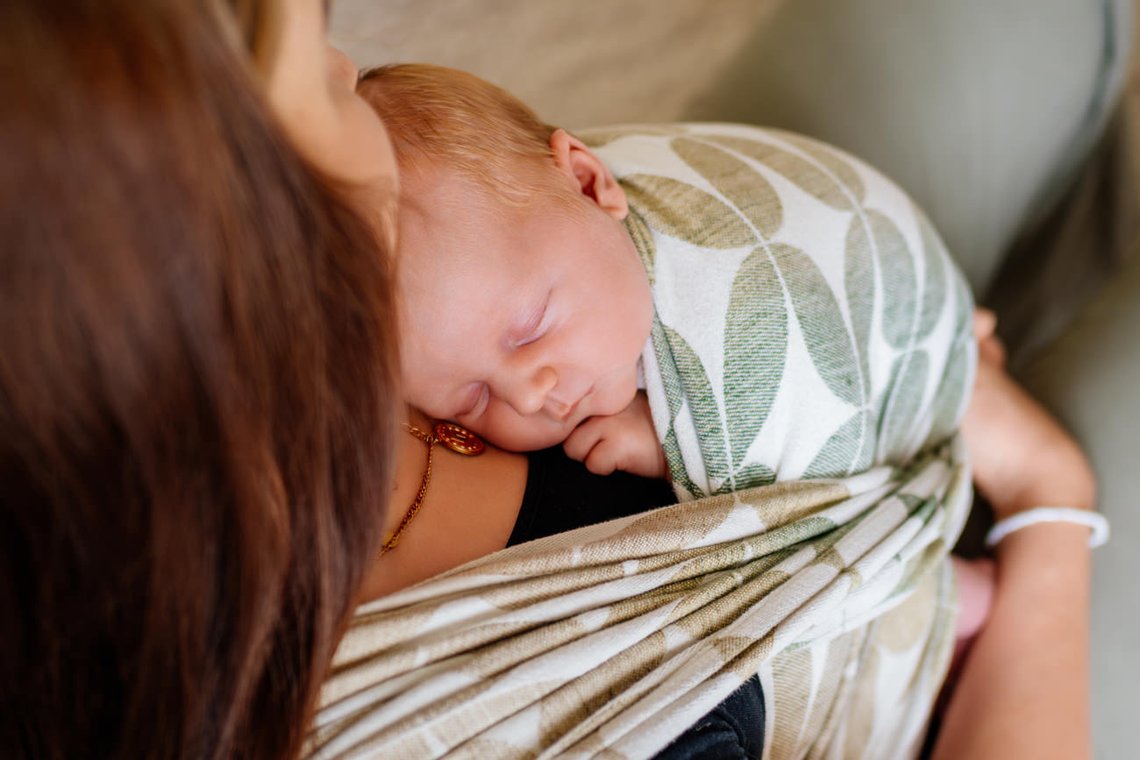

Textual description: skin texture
[563,390,665,477]
[357,407,528,600]
[932,311,1096,760]
[265,0,398,232]
[396,130,655,454]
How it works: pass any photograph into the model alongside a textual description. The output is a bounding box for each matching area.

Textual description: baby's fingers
[563,417,606,463]
[582,440,622,476]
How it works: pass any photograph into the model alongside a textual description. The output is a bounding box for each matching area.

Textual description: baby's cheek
[452,408,498,444]
[473,402,572,453]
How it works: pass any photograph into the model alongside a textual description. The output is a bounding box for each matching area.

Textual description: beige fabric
[306,120,976,758]
[309,447,969,759]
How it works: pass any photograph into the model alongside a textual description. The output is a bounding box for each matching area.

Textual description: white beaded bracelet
[985,506,1110,549]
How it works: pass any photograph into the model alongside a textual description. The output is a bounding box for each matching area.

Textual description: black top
[507,445,766,759]
[506,444,678,546]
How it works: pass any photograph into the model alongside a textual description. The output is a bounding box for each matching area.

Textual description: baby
[360,63,989,646]
[359,63,975,495]
[363,65,663,478]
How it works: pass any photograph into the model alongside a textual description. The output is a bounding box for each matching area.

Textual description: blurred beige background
[332,0,782,129]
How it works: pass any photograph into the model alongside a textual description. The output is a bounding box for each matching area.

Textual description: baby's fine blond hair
[357,63,562,202]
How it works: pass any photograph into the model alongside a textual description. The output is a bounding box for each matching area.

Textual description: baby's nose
[503,366,557,416]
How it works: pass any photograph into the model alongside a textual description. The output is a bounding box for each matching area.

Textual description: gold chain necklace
[379,420,486,556]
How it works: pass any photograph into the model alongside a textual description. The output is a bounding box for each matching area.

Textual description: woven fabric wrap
[307,124,976,760]
[588,124,974,501]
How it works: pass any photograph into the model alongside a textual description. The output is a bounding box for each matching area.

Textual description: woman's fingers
[979,333,1006,368]
[973,308,1006,367]
[973,307,997,340]
[962,349,1095,518]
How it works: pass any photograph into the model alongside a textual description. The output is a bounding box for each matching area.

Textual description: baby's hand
[563,391,667,478]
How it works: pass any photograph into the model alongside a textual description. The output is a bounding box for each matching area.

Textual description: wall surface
[331,0,782,129]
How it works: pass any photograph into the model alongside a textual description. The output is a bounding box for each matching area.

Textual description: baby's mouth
[551,397,581,422]
[550,386,593,422]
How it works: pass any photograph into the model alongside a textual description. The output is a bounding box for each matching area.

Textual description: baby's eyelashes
[508,295,550,349]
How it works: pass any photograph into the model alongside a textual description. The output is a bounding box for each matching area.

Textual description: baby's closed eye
[509,293,550,349]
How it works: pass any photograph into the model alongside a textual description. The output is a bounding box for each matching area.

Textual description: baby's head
[358,64,652,451]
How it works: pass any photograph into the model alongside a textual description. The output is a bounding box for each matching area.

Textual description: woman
[0,2,1098,760]
[1,0,400,757]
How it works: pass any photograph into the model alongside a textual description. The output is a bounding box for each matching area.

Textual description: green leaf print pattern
[649,317,702,497]
[804,410,874,478]
[777,132,868,205]
[591,124,972,497]
[771,244,862,408]
[672,135,874,486]
[622,176,755,250]
[844,215,875,397]
[624,207,657,286]
[915,209,948,341]
[663,424,704,499]
[724,248,787,484]
[926,274,974,447]
[877,351,930,464]
[664,326,731,486]
[729,462,777,493]
[704,134,859,212]
[671,137,783,239]
[870,211,918,351]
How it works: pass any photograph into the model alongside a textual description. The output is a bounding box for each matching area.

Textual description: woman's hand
[961,310,1096,520]
[934,309,1095,760]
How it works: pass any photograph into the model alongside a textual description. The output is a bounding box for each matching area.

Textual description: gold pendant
[433,421,486,456]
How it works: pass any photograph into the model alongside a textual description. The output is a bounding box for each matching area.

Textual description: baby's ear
[549,129,628,220]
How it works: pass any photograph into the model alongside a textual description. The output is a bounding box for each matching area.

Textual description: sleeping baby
[359,63,975,502]
[360,62,989,644]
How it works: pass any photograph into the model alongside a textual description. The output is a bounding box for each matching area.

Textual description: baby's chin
[477,419,579,453]
[474,405,603,453]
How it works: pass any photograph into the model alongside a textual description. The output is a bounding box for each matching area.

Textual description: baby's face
[398,169,653,451]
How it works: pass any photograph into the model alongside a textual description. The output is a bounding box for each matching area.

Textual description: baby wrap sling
[307,125,975,759]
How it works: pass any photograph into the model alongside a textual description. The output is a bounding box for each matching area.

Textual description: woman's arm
[933,319,1096,760]
[934,524,1091,760]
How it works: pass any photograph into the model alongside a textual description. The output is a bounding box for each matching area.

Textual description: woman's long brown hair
[0,1,398,757]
